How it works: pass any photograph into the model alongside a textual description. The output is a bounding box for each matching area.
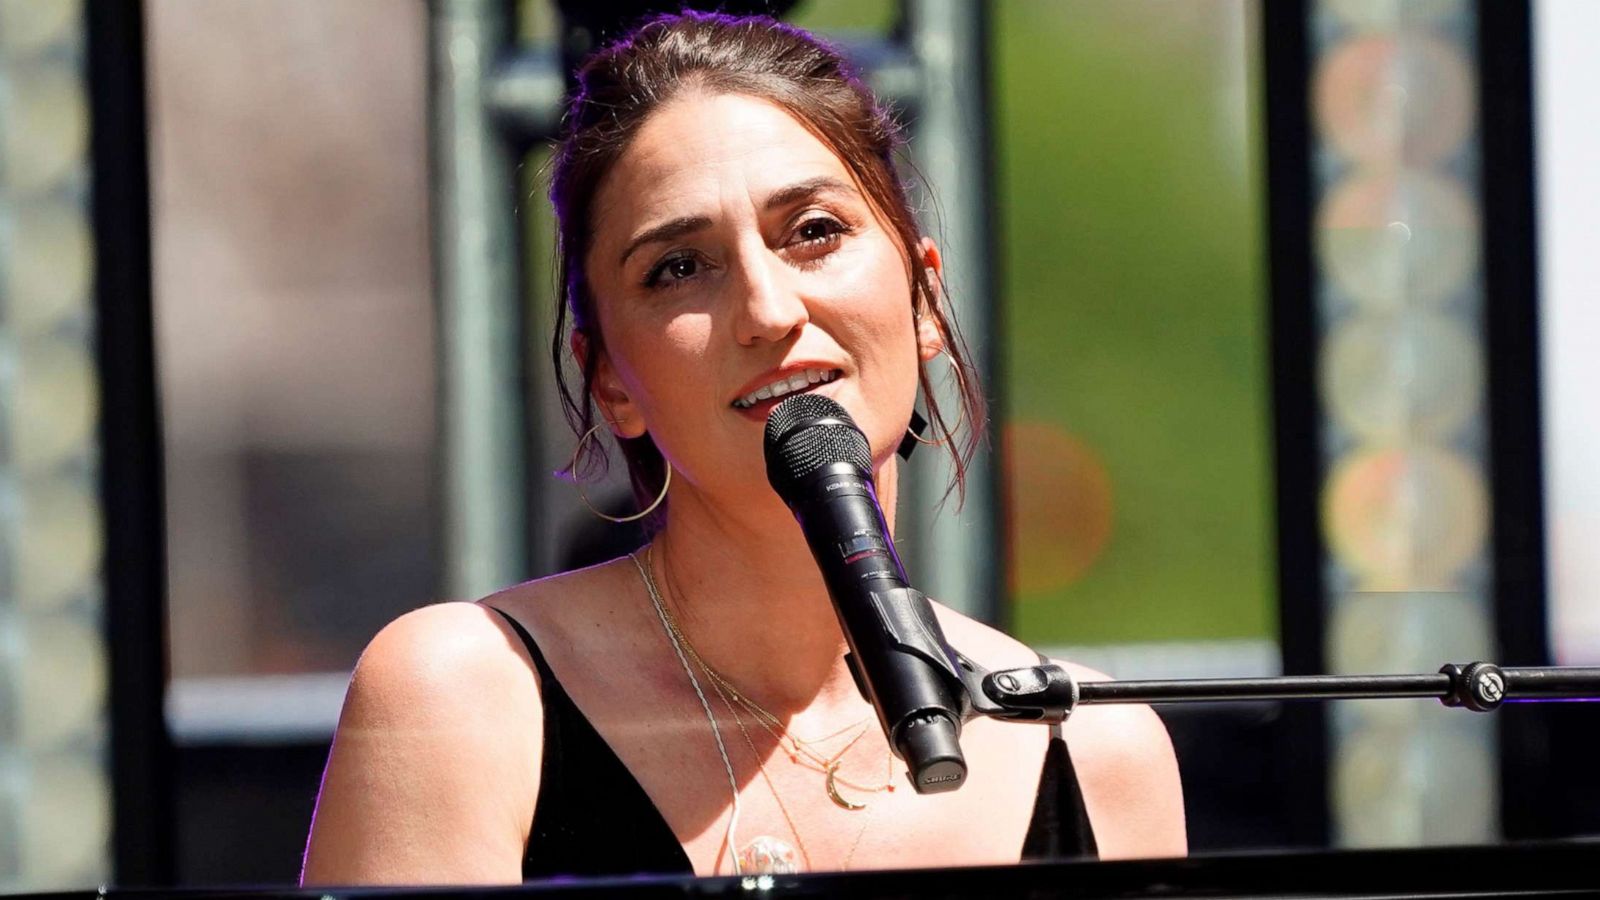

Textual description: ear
[914,237,946,363]
[918,237,943,282]
[570,330,646,438]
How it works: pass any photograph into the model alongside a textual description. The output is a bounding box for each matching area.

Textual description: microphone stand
[838,586,1600,781]
[847,586,1600,725]
[952,655,1600,722]
[842,586,1600,792]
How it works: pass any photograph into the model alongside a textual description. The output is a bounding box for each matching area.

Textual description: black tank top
[487,607,1098,879]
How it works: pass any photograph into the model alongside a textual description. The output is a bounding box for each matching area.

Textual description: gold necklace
[687,653,871,759]
[703,671,815,870]
[652,555,871,748]
[698,659,891,808]
[633,548,797,874]
[699,665,895,806]
[841,810,872,871]
[647,550,896,805]
[674,638,875,771]
[707,662,880,872]
[640,545,886,872]
[676,638,870,746]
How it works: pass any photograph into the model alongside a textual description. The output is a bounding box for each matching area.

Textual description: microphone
[763,393,970,793]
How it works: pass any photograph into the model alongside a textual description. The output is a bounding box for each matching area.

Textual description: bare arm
[300,602,542,886]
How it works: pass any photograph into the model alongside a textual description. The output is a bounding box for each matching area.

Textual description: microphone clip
[855,583,1082,726]
[948,652,1081,725]
[860,585,969,704]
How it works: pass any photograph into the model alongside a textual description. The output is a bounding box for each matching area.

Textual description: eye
[792,216,848,247]
[644,252,704,290]
[785,216,852,267]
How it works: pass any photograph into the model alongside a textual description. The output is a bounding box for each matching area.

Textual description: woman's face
[582,91,941,503]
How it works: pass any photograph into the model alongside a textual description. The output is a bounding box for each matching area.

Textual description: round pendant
[738,835,799,874]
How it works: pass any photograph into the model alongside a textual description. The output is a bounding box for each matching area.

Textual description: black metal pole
[1079,674,1452,705]
[976,662,1600,717]
[1473,0,1597,843]
[1260,0,1329,849]
[86,0,176,886]
[1076,667,1600,706]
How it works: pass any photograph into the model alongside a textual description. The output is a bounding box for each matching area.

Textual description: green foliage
[996,1,1276,644]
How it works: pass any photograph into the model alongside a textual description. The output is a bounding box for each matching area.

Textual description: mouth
[730,367,843,419]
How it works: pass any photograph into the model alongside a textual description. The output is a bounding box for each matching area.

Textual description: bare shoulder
[300,601,544,886]
[356,600,541,701]
[336,600,545,746]
[1047,658,1187,859]
[929,603,1187,859]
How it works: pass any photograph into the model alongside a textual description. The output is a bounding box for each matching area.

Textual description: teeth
[733,368,840,409]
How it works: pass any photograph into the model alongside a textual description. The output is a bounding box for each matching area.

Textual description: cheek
[813,240,915,327]
[844,261,919,366]
[815,255,923,440]
[607,313,713,404]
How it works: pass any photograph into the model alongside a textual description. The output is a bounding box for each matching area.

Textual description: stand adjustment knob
[1440,661,1506,711]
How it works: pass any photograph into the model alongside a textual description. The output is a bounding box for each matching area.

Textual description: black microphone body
[764,395,969,793]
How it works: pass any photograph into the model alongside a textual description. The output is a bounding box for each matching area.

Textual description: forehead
[592,92,854,233]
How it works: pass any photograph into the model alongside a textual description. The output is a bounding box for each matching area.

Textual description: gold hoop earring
[909,350,968,448]
[568,424,672,523]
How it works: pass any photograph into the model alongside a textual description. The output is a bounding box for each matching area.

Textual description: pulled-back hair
[548,10,985,515]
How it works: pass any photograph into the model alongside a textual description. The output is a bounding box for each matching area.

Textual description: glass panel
[995,1,1276,655]
[147,0,438,691]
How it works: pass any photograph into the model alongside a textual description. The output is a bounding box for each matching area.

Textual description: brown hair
[548,10,986,516]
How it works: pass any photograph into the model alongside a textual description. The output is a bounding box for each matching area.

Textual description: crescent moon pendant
[825,762,867,811]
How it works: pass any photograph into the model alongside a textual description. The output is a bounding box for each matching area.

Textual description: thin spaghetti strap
[483,604,557,685]
[1035,651,1064,742]
[483,611,695,878]
[1021,648,1099,859]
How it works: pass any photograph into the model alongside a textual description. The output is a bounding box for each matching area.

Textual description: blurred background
[0,0,1596,890]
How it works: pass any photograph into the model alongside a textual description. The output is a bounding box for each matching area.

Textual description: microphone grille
[763,394,873,500]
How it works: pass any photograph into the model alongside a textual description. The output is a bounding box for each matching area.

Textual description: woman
[301,11,1184,885]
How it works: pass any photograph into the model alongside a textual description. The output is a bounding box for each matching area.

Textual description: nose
[731,245,808,346]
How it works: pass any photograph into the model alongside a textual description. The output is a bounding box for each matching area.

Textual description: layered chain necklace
[631,546,894,874]
[652,566,897,808]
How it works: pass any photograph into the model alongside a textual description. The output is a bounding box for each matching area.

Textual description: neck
[643,458,902,717]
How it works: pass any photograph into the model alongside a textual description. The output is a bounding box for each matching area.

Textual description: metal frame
[898,0,1002,626]
[1478,0,1548,840]
[86,0,177,884]
[1259,0,1331,848]
[1477,0,1600,842]
[428,0,532,601]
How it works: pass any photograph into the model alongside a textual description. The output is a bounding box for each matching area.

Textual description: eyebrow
[615,176,860,267]
[617,215,712,267]
[761,175,858,213]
